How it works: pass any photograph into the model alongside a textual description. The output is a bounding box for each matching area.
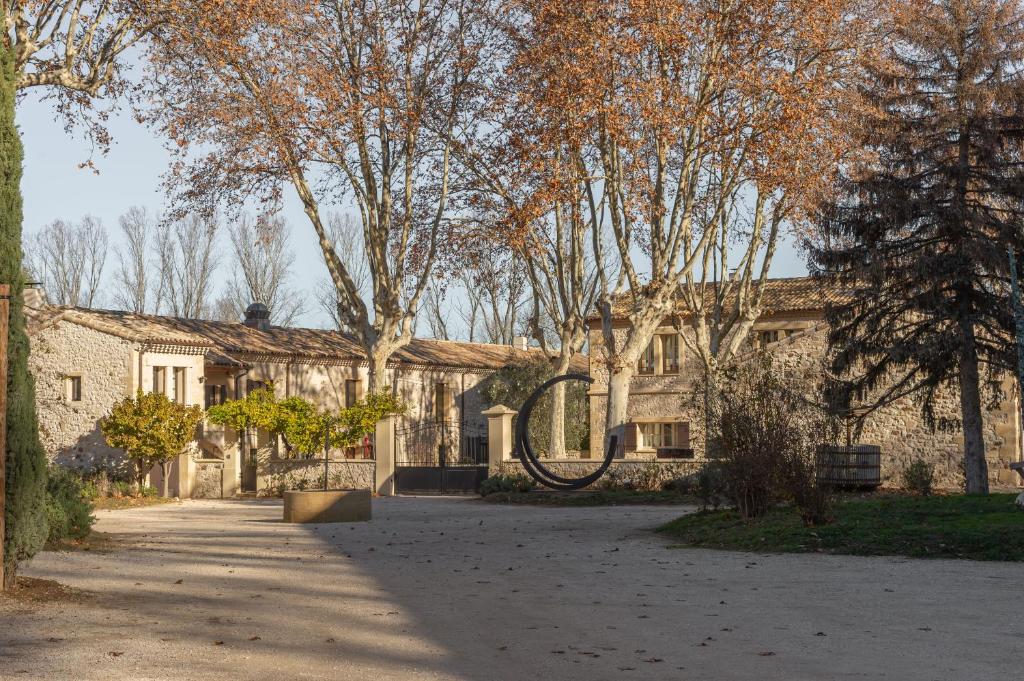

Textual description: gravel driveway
[1,498,1019,680]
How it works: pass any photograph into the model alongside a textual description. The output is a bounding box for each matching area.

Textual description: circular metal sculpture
[514,373,619,491]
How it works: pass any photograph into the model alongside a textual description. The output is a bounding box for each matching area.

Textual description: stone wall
[193,460,224,498]
[28,320,133,469]
[495,459,700,490]
[764,325,1020,488]
[586,316,1021,489]
[258,458,376,496]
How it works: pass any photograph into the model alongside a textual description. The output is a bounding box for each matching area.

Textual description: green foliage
[659,493,1024,562]
[44,467,94,546]
[206,385,278,433]
[901,458,935,497]
[336,390,406,446]
[275,396,331,456]
[208,388,405,458]
[479,473,536,496]
[2,42,49,587]
[100,390,204,487]
[481,357,588,454]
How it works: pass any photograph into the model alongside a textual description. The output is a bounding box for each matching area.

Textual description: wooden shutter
[435,383,452,421]
[675,422,690,449]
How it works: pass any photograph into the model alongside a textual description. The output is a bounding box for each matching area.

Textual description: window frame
[660,334,680,375]
[65,375,82,402]
[637,339,657,375]
[638,422,675,450]
[172,367,187,404]
[152,366,166,395]
[344,379,361,408]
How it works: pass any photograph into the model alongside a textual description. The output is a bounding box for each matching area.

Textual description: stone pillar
[176,452,196,498]
[374,414,397,496]
[222,441,241,498]
[483,405,517,476]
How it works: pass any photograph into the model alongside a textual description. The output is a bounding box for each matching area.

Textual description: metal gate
[394,420,488,494]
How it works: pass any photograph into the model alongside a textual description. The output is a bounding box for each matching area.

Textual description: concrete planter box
[282,489,372,524]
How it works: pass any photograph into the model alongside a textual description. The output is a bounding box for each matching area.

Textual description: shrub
[479,473,536,496]
[694,463,727,511]
[139,485,159,498]
[784,449,832,526]
[45,467,95,546]
[701,354,838,522]
[101,390,204,495]
[902,458,935,496]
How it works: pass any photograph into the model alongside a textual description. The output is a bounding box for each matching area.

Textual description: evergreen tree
[812,0,1024,494]
[1,42,48,587]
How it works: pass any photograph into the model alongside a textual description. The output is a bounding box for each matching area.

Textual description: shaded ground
[480,489,696,506]
[1,498,1020,680]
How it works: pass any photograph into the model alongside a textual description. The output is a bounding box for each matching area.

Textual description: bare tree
[472,250,528,345]
[220,214,303,326]
[478,0,876,448]
[5,0,164,153]
[316,213,370,332]
[154,214,220,319]
[150,0,496,390]
[112,206,154,313]
[423,279,450,340]
[456,272,483,342]
[24,216,108,307]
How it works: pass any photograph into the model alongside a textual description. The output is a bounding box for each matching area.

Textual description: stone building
[585,277,1023,489]
[26,295,577,497]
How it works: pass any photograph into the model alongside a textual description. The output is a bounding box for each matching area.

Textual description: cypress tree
[813,0,1024,494]
[1,42,48,587]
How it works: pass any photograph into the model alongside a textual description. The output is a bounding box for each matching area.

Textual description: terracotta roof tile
[28,305,587,372]
[593,276,846,320]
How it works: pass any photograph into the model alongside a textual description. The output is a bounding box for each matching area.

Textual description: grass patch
[94,495,176,511]
[481,489,697,506]
[658,493,1024,561]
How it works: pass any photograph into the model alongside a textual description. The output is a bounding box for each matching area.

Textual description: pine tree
[1,42,48,587]
[813,0,1024,494]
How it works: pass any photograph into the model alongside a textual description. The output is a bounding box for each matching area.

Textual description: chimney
[512,336,529,351]
[243,303,271,331]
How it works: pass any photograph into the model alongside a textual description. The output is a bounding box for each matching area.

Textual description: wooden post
[0,284,10,591]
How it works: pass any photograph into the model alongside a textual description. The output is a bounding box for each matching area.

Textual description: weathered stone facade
[28,320,135,469]
[27,302,546,498]
[587,306,1023,489]
[763,324,1021,488]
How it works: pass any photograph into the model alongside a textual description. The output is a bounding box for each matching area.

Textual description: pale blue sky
[16,88,810,334]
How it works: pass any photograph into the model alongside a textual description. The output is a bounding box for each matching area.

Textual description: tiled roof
[593,276,846,320]
[27,304,587,372]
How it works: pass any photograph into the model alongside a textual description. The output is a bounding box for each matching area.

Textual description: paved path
[1,498,1019,680]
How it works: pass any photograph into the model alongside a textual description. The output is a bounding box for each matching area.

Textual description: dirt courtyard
[0,498,1018,680]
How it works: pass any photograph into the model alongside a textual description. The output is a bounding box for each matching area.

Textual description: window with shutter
[637,339,656,374]
[434,383,452,421]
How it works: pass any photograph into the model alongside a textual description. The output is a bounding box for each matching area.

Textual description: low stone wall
[258,459,376,496]
[193,459,224,499]
[495,459,700,490]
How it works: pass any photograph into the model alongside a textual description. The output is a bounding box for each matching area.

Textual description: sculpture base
[282,489,372,523]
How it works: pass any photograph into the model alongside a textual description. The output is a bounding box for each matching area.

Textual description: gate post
[374,414,397,496]
[482,405,517,476]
